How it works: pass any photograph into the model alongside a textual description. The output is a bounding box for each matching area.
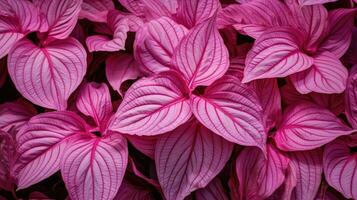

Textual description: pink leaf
[155,120,233,200]
[315,182,340,200]
[243,27,313,83]
[345,65,357,128]
[118,0,146,17]
[177,0,221,28]
[106,54,140,96]
[0,100,36,132]
[298,0,337,5]
[16,111,88,189]
[114,181,156,200]
[76,82,113,129]
[323,137,357,199]
[8,37,87,110]
[80,0,115,22]
[191,75,266,150]
[86,11,130,52]
[217,0,293,38]
[274,102,353,151]
[173,16,229,89]
[126,135,158,159]
[289,51,348,94]
[108,72,191,136]
[140,0,174,19]
[134,17,188,74]
[0,130,16,190]
[195,178,228,200]
[288,149,323,200]
[34,0,82,40]
[319,8,356,58]
[236,144,289,199]
[61,133,128,200]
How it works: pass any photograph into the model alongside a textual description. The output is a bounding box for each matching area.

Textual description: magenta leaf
[0,130,16,191]
[298,0,337,5]
[243,27,314,83]
[346,65,357,128]
[172,16,229,89]
[290,51,348,94]
[191,75,266,150]
[114,181,156,200]
[61,133,128,200]
[323,137,357,199]
[126,135,158,159]
[8,37,87,110]
[118,0,146,17]
[288,150,323,200]
[0,100,36,132]
[76,82,113,129]
[274,102,353,151]
[195,178,228,200]
[108,72,191,136]
[236,144,289,199]
[319,9,356,58]
[106,54,140,96]
[15,111,88,189]
[177,0,220,28]
[134,17,188,74]
[80,0,115,22]
[217,0,292,39]
[33,0,82,40]
[140,0,174,19]
[155,120,233,200]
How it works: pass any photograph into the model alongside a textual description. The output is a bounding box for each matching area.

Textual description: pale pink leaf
[191,75,266,150]
[274,102,353,151]
[106,54,140,96]
[298,0,337,5]
[126,135,157,159]
[8,37,87,110]
[288,149,323,200]
[0,101,36,132]
[172,16,229,88]
[236,144,289,199]
[108,72,191,136]
[16,111,88,189]
[290,51,348,94]
[61,133,128,200]
[195,178,228,200]
[134,17,188,74]
[177,0,220,28]
[34,0,82,40]
[155,120,233,200]
[323,137,357,199]
[319,8,356,58]
[76,82,113,129]
[243,27,313,83]
[345,65,357,128]
[217,0,293,38]
[80,0,115,22]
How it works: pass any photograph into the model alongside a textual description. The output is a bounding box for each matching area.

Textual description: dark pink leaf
[155,120,233,200]
[172,16,229,89]
[76,82,113,129]
[274,102,353,151]
[0,130,16,190]
[118,0,146,17]
[323,137,357,199]
[298,0,337,5]
[114,181,156,200]
[236,144,289,199]
[15,111,88,189]
[345,65,357,128]
[290,51,348,94]
[314,182,340,200]
[134,17,188,74]
[217,0,293,38]
[319,9,356,58]
[0,100,36,132]
[108,72,191,136]
[195,178,228,200]
[288,150,323,200]
[126,135,158,159]
[191,75,266,151]
[61,133,128,200]
[80,0,115,22]
[243,27,313,83]
[34,0,82,40]
[177,0,220,28]
[8,37,87,110]
[106,54,140,96]
[140,0,174,19]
